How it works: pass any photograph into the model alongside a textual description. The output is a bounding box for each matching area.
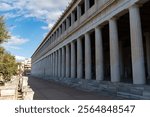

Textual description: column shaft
[95,27,104,81]
[66,18,69,29]
[62,47,66,77]
[52,53,54,76]
[109,18,120,82]
[85,33,92,80]
[71,42,76,78]
[77,5,81,19]
[129,5,146,84]
[55,51,58,77]
[77,38,83,78]
[71,13,74,26]
[58,49,61,77]
[62,23,65,33]
[85,0,89,11]
[66,45,70,77]
[53,53,55,77]
[49,55,52,76]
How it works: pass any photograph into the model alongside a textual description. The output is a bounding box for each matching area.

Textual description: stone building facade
[31,0,150,88]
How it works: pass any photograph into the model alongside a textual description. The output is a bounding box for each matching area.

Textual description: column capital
[95,26,101,30]
[129,3,142,10]
[109,17,118,22]
[85,32,90,36]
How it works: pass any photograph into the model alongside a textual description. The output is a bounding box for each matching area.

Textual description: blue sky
[0,0,71,61]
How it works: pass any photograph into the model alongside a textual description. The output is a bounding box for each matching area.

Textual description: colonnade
[32,3,150,85]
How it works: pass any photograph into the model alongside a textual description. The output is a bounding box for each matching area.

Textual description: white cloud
[1,0,72,28]
[6,35,29,45]
[41,26,49,30]
[3,45,21,50]
[41,23,54,30]
[0,3,13,11]
[2,35,29,50]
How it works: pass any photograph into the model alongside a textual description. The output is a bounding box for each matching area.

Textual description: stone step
[117,92,150,99]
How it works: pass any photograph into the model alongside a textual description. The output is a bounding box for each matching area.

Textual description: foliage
[0,47,18,82]
[0,16,17,83]
[0,16,10,44]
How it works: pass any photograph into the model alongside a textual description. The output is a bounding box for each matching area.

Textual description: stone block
[22,76,28,87]
[22,86,30,92]
[143,91,150,97]
[99,84,108,89]
[108,86,117,93]
[118,87,130,93]
[117,92,131,99]
[23,88,34,100]
[0,89,16,96]
[0,95,16,100]
[130,88,143,95]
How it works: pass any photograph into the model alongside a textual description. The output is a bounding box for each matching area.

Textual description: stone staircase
[17,91,23,100]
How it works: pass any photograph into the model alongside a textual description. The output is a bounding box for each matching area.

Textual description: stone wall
[0,76,34,100]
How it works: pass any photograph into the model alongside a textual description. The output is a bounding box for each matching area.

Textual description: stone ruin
[0,76,34,100]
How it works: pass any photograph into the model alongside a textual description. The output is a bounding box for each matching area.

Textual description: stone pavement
[28,76,124,100]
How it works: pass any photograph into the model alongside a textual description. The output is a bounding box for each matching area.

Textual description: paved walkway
[28,76,124,100]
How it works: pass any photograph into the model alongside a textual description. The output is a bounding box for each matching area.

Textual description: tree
[0,16,17,83]
[0,16,10,44]
[0,47,18,82]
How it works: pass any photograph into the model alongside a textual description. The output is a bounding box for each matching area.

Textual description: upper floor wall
[32,0,115,62]
[32,0,145,63]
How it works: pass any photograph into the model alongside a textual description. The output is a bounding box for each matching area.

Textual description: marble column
[66,18,69,29]
[129,4,146,84]
[51,54,53,76]
[85,32,92,80]
[62,23,65,33]
[54,52,56,77]
[71,42,76,78]
[77,5,81,19]
[62,47,66,77]
[45,57,48,77]
[71,13,75,26]
[49,55,52,76]
[58,49,61,77]
[109,18,120,82]
[77,38,83,78]
[55,51,58,77]
[85,0,89,11]
[43,58,46,78]
[46,56,50,78]
[66,45,70,77]
[53,53,55,77]
[59,27,61,37]
[145,32,150,78]
[95,27,104,81]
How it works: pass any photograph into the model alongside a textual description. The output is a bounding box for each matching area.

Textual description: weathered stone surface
[143,91,150,97]
[23,88,34,100]
[0,96,16,100]
[130,88,143,95]
[22,76,28,87]
[0,89,16,96]
[0,76,34,100]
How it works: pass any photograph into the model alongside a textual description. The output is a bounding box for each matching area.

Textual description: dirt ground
[28,76,124,100]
